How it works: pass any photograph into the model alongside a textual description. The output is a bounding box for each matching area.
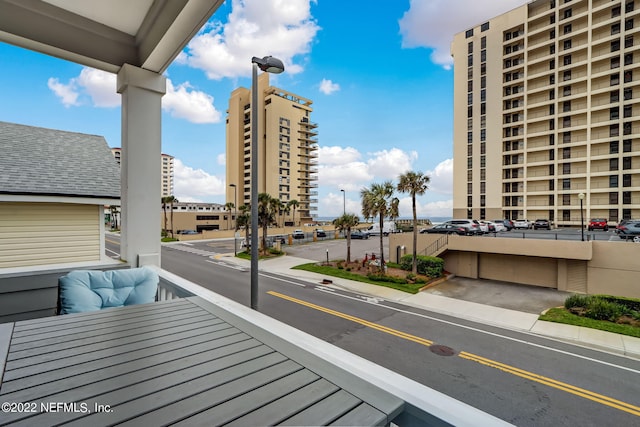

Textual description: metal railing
[421,235,449,257]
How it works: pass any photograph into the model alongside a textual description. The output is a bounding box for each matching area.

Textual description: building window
[623,174,632,187]
[624,105,633,118]
[481,63,486,75]
[610,175,619,188]
[623,191,632,204]
[480,129,486,141]
[563,85,571,96]
[467,182,473,194]
[611,124,620,136]
[468,67,473,79]
[612,40,621,52]
[624,70,633,83]
[624,122,632,135]
[612,5,621,18]
[624,88,633,100]
[612,90,620,102]
[610,158,619,171]
[563,193,571,204]
[563,163,571,174]
[550,44,556,54]
[481,103,486,115]
[563,39,572,50]
[550,74,556,85]
[481,76,486,88]
[468,93,473,105]
[612,22,621,35]
[626,18,634,31]
[550,134,556,145]
[563,55,572,65]
[612,56,620,69]
[480,89,486,102]
[550,89,555,99]
[550,29,556,39]
[623,157,632,170]
[611,73,620,86]
[564,101,572,112]
[481,50,486,62]
[468,55,473,66]
[563,70,571,81]
[611,140,620,153]
[549,59,555,70]
[611,107,620,119]
[480,156,486,167]
[610,192,619,204]
[625,35,634,48]
[563,8,572,19]
[468,41,473,54]
[465,29,474,38]
[468,106,473,118]
[563,24,572,34]
[563,132,571,143]
[624,139,632,152]
[481,22,490,32]
[626,1,635,13]
[481,36,487,49]
[563,147,571,159]
[563,210,571,221]
[625,53,633,66]
[550,149,555,160]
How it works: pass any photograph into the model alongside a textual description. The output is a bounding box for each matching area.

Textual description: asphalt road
[104,234,640,426]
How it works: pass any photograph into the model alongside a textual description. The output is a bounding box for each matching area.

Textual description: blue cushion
[58,267,158,314]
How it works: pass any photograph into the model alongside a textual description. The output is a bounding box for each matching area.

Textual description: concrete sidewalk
[215,253,640,360]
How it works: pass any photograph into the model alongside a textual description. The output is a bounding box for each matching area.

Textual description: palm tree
[165,195,178,238]
[287,199,299,226]
[332,213,359,263]
[224,202,235,230]
[258,193,278,253]
[269,198,284,228]
[361,181,399,271]
[397,171,430,275]
[161,196,171,235]
[236,205,250,250]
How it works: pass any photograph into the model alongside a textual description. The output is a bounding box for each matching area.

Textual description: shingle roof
[0,121,120,199]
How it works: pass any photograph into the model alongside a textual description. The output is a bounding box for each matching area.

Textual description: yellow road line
[459,352,640,417]
[267,290,640,418]
[267,291,433,346]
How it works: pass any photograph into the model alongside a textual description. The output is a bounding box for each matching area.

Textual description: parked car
[533,219,551,230]
[178,230,198,235]
[443,219,481,235]
[493,219,514,231]
[513,219,532,229]
[315,228,326,238]
[421,224,468,235]
[588,218,609,231]
[292,229,305,239]
[350,230,369,239]
[479,220,497,233]
[616,219,637,234]
[616,220,640,240]
[487,220,506,232]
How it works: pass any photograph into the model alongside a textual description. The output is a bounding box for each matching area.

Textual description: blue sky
[0,0,527,219]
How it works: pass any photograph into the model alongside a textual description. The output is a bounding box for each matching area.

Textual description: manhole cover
[429,344,456,356]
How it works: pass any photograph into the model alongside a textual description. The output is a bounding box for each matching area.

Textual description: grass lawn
[540,308,640,338]
[236,250,284,260]
[292,263,427,294]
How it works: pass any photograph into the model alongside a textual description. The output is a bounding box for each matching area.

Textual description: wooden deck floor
[0,297,403,426]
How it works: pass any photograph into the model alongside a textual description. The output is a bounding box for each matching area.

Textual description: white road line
[259,272,306,287]
[313,288,640,374]
[106,248,119,256]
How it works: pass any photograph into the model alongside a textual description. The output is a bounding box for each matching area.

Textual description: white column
[117,64,166,267]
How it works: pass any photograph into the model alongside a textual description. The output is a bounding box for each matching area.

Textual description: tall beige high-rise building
[111,148,175,198]
[226,73,318,224]
[452,0,640,226]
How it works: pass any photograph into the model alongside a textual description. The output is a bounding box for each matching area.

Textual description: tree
[397,171,430,275]
[361,181,399,270]
[161,196,171,235]
[269,198,284,228]
[236,205,250,250]
[224,202,235,230]
[287,199,299,226]
[164,195,178,238]
[258,193,278,254]
[332,213,359,263]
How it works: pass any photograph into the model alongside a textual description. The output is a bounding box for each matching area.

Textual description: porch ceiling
[0,0,223,73]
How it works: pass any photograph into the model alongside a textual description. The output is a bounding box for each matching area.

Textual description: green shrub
[399,255,444,278]
[584,298,625,322]
[564,294,591,310]
[366,273,407,284]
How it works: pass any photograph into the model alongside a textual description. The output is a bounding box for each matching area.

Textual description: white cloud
[47,77,80,107]
[217,153,226,165]
[182,0,320,79]
[173,159,226,200]
[319,78,340,95]
[366,148,417,179]
[399,0,528,69]
[318,146,360,165]
[426,158,453,195]
[164,80,221,123]
[77,68,120,107]
[48,67,221,124]
[398,197,453,219]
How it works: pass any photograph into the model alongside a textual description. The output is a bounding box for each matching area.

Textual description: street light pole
[578,192,585,241]
[340,189,345,215]
[229,183,237,255]
[250,55,284,310]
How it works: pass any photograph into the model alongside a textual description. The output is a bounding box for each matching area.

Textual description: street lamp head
[578,192,585,200]
[340,189,345,193]
[229,183,236,188]
[251,56,285,74]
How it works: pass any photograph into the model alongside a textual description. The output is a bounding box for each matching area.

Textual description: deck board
[0,297,403,426]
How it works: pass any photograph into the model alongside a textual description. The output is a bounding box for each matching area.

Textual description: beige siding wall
[0,202,100,268]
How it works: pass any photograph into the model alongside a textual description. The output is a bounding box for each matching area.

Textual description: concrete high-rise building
[111,148,174,198]
[452,0,640,226]
[226,73,318,224]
